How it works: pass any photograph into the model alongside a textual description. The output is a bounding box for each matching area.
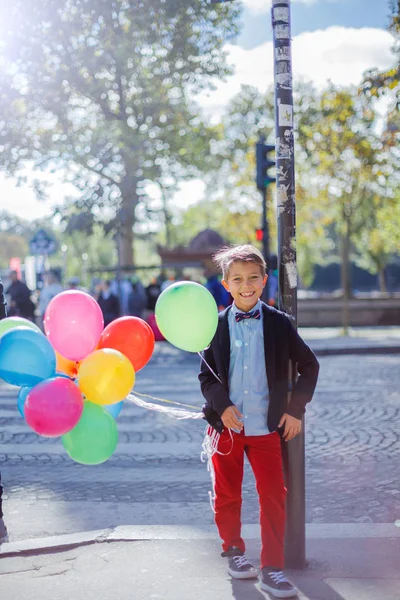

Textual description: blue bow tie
[235,308,261,323]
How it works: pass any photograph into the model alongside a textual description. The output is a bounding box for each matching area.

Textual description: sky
[0,0,395,222]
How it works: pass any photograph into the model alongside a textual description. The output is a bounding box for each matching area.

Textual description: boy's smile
[222,261,267,312]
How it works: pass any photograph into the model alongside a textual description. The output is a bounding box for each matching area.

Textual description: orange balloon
[98,316,155,372]
[56,351,79,378]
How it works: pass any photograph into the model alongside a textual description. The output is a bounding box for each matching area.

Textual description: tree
[300,86,396,330]
[186,83,334,284]
[0,0,240,266]
[362,1,400,108]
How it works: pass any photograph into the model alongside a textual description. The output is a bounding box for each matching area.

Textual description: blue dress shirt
[228,300,270,436]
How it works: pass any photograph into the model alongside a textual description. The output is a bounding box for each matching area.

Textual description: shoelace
[269,571,288,584]
[233,555,253,569]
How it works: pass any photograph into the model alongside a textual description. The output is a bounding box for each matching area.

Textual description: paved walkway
[1,524,400,600]
[1,328,399,599]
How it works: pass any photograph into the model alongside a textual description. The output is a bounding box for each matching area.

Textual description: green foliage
[361,1,400,107]
[0,0,240,264]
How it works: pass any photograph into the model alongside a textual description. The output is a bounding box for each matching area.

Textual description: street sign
[29,229,57,256]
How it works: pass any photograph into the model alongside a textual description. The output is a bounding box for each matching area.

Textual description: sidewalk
[1,524,399,600]
[299,326,400,355]
[1,327,399,599]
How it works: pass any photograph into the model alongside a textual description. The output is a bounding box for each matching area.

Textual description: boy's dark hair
[213,245,266,280]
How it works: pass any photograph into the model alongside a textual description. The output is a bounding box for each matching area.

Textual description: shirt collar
[231,299,262,315]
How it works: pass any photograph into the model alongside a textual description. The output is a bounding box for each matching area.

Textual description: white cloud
[197,26,394,115]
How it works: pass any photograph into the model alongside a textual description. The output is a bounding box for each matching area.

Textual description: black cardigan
[199,303,319,434]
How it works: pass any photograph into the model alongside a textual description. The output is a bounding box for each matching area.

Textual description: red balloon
[25,377,84,438]
[98,316,155,372]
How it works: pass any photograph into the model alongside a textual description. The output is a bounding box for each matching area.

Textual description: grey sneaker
[0,517,9,543]
[221,547,258,580]
[260,568,297,598]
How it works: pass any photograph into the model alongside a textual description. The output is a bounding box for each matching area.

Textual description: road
[0,343,398,541]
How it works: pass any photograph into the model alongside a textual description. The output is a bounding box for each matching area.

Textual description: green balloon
[0,317,41,337]
[155,281,218,352]
[62,401,118,465]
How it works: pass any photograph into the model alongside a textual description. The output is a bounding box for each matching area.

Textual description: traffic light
[255,228,263,242]
[256,142,276,191]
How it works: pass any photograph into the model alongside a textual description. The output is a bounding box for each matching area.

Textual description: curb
[1,523,399,559]
[313,345,400,357]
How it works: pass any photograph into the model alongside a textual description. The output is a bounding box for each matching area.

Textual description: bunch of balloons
[0,291,155,465]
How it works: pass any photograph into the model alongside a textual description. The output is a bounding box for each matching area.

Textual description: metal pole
[261,186,270,301]
[271,0,305,569]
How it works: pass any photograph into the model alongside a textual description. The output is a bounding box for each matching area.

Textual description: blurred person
[0,277,8,543]
[38,270,63,323]
[160,275,175,292]
[146,278,161,312]
[110,277,132,316]
[127,276,147,318]
[96,280,120,327]
[205,271,232,311]
[267,255,278,307]
[67,276,81,290]
[5,270,35,321]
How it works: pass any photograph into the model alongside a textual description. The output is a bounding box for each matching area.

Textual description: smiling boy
[199,245,319,598]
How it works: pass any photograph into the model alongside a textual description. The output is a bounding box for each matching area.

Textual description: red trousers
[212,429,286,569]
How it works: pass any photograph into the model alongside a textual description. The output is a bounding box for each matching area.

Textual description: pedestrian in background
[5,270,35,321]
[0,276,9,543]
[199,245,319,598]
[127,276,147,318]
[146,278,161,313]
[38,270,63,324]
[96,280,120,327]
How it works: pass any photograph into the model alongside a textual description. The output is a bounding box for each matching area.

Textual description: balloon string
[127,392,203,420]
[131,390,200,411]
[197,352,223,385]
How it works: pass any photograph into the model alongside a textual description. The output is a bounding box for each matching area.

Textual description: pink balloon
[25,377,84,438]
[44,290,104,361]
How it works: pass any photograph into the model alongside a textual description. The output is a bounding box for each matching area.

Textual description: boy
[199,245,319,598]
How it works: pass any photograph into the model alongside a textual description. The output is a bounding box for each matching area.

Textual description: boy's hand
[278,413,302,441]
[221,406,243,431]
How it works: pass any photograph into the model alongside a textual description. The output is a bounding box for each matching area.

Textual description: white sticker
[273,7,289,23]
[275,24,290,39]
[285,262,298,289]
[275,60,292,89]
[277,183,290,206]
[275,46,291,61]
[279,104,293,127]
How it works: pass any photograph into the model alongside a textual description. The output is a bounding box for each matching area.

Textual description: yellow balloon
[78,348,135,405]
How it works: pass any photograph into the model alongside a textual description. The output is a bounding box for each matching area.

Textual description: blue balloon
[17,386,31,417]
[0,327,56,387]
[104,401,124,419]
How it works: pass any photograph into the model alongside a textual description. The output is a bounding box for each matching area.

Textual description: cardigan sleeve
[198,341,233,419]
[286,319,319,419]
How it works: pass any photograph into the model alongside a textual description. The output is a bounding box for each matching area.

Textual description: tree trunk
[118,176,138,268]
[340,222,351,335]
[119,218,134,267]
[378,267,387,293]
[160,186,173,248]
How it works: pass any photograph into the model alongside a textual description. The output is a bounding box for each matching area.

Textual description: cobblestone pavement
[0,343,399,541]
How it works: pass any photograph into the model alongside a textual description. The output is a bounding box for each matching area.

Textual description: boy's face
[222,261,267,312]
